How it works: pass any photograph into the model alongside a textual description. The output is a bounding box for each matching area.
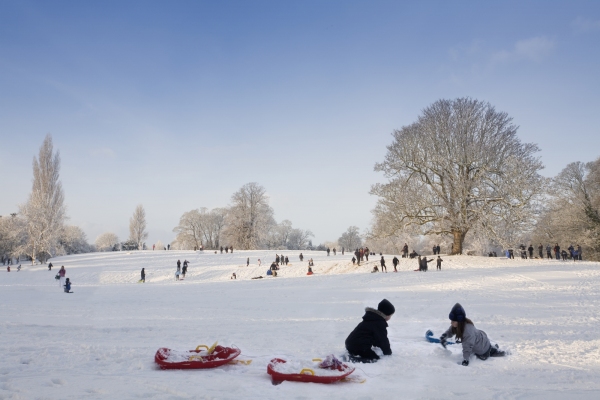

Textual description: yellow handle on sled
[312,358,322,362]
[228,359,252,365]
[188,355,203,361]
[300,368,315,375]
[195,341,218,354]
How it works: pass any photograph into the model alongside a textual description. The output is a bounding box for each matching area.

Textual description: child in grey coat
[440,303,505,365]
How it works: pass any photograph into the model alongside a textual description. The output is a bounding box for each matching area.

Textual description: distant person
[436,256,443,270]
[48,262,53,271]
[546,244,552,259]
[327,247,330,256]
[140,268,145,283]
[392,256,399,272]
[231,273,237,280]
[528,244,534,259]
[380,256,387,273]
[284,256,289,265]
[433,245,437,255]
[333,248,336,255]
[247,257,250,267]
[538,244,543,259]
[352,256,356,265]
[402,243,409,258]
[6,266,9,272]
[229,246,233,253]
[307,266,313,275]
[299,253,304,262]
[175,267,181,281]
[58,266,66,288]
[258,259,262,266]
[167,244,170,250]
[577,244,582,260]
[220,246,224,254]
[64,278,72,293]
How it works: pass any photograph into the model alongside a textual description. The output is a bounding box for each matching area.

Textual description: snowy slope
[1,250,599,399]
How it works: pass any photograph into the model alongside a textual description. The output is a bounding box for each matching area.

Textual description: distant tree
[338,226,362,250]
[58,225,90,254]
[173,207,228,250]
[533,159,600,260]
[18,135,67,263]
[129,205,148,250]
[224,183,275,249]
[287,228,314,250]
[95,232,120,252]
[173,209,203,250]
[371,98,544,254]
[0,213,27,259]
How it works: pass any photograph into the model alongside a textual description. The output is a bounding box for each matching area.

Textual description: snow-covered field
[2,250,600,399]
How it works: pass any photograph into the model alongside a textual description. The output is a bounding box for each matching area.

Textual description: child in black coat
[345,299,394,363]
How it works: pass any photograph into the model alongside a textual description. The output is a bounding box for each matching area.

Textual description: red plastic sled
[267,358,355,384]
[155,345,241,369]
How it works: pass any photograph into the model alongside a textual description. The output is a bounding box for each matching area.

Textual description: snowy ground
[1,250,600,399]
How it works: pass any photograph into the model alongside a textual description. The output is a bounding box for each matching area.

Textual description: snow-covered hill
[1,250,599,399]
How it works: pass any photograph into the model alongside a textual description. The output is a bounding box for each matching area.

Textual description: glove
[461,359,469,366]
[439,334,447,349]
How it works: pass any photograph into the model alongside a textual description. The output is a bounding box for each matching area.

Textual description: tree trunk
[451,229,467,255]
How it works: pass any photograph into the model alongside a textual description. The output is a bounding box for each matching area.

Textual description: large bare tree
[19,135,67,263]
[533,159,600,260]
[129,204,148,250]
[371,98,544,254]
[224,182,275,250]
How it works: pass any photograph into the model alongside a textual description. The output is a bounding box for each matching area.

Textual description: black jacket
[345,308,392,355]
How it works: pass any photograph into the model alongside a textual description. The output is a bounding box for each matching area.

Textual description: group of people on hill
[174,259,189,280]
[505,243,584,261]
[345,299,506,365]
[351,247,371,265]
[220,246,233,253]
[326,247,337,256]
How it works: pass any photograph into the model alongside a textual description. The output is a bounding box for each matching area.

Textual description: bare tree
[57,225,90,255]
[0,213,27,259]
[371,98,544,254]
[95,232,120,251]
[532,159,600,260]
[173,207,228,250]
[173,209,204,250]
[224,182,275,249]
[338,226,363,250]
[287,228,314,250]
[18,135,67,264]
[129,204,148,250]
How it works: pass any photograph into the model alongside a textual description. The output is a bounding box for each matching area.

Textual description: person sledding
[439,303,506,366]
[344,299,394,363]
[64,278,72,293]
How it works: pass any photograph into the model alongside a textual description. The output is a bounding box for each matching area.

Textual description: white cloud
[491,36,554,64]
[91,147,116,159]
[572,16,600,33]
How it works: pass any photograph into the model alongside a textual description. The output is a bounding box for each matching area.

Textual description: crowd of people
[505,243,584,261]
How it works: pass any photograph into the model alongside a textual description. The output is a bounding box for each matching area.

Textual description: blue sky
[1,0,599,246]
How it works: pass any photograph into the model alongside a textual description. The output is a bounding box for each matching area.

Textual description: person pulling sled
[439,303,506,366]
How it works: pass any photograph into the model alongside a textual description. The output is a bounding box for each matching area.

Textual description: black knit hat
[378,299,395,316]
[449,303,466,322]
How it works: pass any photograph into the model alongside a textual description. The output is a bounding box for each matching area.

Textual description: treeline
[171,182,314,250]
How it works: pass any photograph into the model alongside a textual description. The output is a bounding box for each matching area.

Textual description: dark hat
[449,303,466,322]
[378,299,395,316]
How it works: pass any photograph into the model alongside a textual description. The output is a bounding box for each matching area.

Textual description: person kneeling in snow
[64,278,72,293]
[439,303,505,366]
[345,299,394,363]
